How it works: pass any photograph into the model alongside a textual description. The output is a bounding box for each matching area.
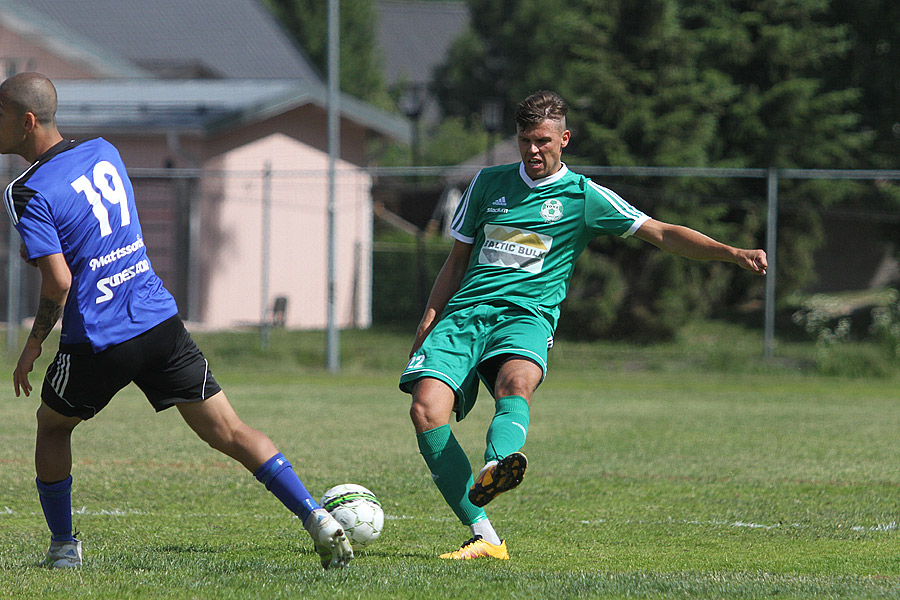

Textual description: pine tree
[262,0,389,106]
[435,0,873,339]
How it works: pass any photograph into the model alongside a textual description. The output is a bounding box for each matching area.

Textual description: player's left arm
[634,218,767,275]
[13,252,71,397]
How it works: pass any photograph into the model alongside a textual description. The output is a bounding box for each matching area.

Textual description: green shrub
[792,289,900,378]
[869,288,900,358]
[813,342,896,378]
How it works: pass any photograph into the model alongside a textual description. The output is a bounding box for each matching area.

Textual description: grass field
[1,323,899,599]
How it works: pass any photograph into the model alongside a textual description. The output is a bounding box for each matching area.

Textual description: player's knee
[409,379,454,432]
[35,404,79,436]
[494,376,535,399]
[409,400,428,427]
[196,422,240,452]
[409,398,445,432]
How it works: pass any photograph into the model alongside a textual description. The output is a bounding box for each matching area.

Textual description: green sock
[417,425,486,526]
[484,395,530,463]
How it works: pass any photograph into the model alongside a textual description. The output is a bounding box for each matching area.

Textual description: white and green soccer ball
[320,483,384,551]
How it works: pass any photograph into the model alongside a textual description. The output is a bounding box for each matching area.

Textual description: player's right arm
[14,252,71,397]
[409,240,473,356]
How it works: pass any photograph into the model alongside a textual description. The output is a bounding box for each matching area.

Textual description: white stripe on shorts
[201,358,209,398]
[49,352,71,399]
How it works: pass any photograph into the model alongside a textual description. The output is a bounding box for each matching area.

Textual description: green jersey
[447,162,649,331]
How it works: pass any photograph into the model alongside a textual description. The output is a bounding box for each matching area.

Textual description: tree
[825,0,900,170]
[432,0,577,140]
[434,0,874,339]
[262,0,390,107]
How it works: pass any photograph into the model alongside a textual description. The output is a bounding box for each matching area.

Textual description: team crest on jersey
[540,198,564,223]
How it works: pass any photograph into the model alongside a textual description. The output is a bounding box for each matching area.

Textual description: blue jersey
[4,138,178,351]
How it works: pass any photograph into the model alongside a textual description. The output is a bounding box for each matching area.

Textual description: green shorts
[399,303,553,420]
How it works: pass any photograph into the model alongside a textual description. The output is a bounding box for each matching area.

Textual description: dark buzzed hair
[515,90,568,130]
[0,72,58,126]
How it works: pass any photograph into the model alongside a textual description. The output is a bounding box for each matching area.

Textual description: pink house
[0,0,410,329]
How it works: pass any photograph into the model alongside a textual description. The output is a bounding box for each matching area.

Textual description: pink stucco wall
[201,132,372,329]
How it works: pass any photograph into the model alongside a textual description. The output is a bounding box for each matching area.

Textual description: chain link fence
[4,164,900,358]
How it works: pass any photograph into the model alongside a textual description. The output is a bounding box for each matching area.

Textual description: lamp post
[482,98,503,166]
[398,83,430,310]
[399,83,426,167]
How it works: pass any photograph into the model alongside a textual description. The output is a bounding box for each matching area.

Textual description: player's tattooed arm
[13,294,64,398]
[30,252,71,343]
[28,294,64,344]
[13,253,70,397]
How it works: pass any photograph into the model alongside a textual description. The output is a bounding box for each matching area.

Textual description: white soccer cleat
[303,508,354,569]
[40,538,82,568]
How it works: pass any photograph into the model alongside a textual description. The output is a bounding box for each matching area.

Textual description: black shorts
[41,315,222,420]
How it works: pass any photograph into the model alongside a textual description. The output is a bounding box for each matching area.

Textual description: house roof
[0,1,149,78]
[53,79,411,143]
[377,1,469,86]
[2,0,321,81]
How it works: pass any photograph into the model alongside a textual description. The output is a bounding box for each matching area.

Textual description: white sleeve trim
[449,170,482,234]
[450,229,475,244]
[622,214,651,238]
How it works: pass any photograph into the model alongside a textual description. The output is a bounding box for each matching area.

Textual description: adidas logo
[492,196,507,206]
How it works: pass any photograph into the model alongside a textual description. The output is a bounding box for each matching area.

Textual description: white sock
[470,518,501,545]
[477,460,498,478]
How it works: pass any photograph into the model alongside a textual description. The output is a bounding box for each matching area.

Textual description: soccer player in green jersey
[399,90,768,560]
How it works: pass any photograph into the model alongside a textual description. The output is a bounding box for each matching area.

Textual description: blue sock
[253,453,319,522]
[36,476,75,542]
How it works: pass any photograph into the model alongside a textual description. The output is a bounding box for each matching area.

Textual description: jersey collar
[33,139,77,166]
[518,162,569,188]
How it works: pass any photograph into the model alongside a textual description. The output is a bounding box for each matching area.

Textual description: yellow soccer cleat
[468,452,527,507]
[439,536,509,560]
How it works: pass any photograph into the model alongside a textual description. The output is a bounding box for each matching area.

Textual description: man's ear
[22,111,37,133]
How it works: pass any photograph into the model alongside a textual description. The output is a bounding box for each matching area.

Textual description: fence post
[416,231,428,311]
[187,176,201,322]
[260,161,272,349]
[6,219,20,354]
[764,168,778,359]
[5,148,21,354]
[326,0,341,373]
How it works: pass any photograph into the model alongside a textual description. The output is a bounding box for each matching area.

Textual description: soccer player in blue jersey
[400,90,768,559]
[1,72,352,570]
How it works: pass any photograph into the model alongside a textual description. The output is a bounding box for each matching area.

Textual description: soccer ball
[320,484,384,551]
